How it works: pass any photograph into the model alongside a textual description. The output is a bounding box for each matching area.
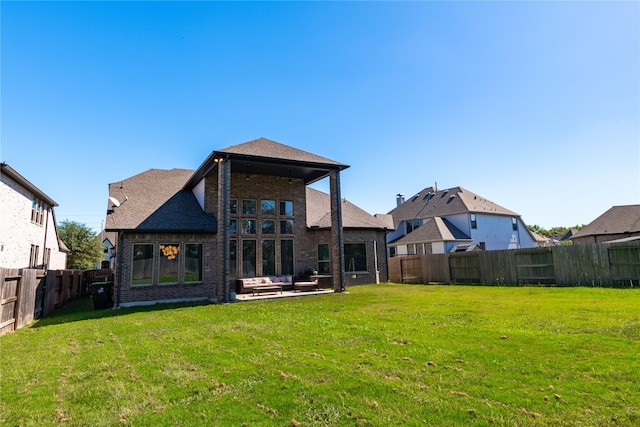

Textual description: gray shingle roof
[218,138,348,167]
[105,168,217,232]
[571,205,640,238]
[388,186,518,228]
[390,217,471,246]
[306,187,390,230]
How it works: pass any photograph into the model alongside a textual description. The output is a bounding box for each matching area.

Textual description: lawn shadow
[31,296,212,328]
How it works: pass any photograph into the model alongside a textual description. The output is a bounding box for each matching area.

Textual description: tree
[58,220,104,270]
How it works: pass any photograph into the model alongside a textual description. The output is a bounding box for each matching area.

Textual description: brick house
[570,205,640,245]
[0,162,68,270]
[105,138,390,307]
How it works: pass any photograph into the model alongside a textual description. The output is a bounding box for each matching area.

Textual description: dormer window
[406,219,421,233]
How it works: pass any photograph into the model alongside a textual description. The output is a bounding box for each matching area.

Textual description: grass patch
[1,284,639,426]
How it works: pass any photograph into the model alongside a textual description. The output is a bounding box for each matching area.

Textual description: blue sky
[2,1,638,232]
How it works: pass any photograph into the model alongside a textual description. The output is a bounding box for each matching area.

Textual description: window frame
[261,219,276,235]
[279,201,293,216]
[158,243,181,285]
[241,219,257,235]
[280,219,294,235]
[183,243,203,283]
[317,243,330,274]
[261,200,276,216]
[344,242,368,273]
[132,243,154,286]
[242,199,257,215]
[262,239,276,276]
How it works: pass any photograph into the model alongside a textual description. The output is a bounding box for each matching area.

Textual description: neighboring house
[105,138,390,307]
[94,230,117,270]
[386,187,537,256]
[545,229,578,246]
[0,162,68,270]
[570,205,640,245]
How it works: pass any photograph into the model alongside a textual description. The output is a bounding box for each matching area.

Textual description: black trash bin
[90,282,113,310]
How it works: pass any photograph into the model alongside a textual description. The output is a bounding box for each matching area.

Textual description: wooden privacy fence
[388,241,640,287]
[1,267,85,336]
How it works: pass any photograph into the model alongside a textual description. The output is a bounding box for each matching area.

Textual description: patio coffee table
[252,285,282,296]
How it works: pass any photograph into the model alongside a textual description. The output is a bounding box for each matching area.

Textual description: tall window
[184,244,203,283]
[242,240,257,277]
[229,239,237,278]
[512,217,518,230]
[281,240,294,275]
[317,244,330,274]
[344,243,367,273]
[230,219,237,234]
[471,214,477,229]
[29,245,39,268]
[159,243,180,284]
[132,244,154,285]
[262,240,276,276]
[31,199,44,225]
[230,199,237,214]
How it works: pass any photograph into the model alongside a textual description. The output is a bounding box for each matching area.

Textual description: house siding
[0,169,66,270]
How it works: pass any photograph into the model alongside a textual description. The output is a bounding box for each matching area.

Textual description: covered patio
[233,288,334,302]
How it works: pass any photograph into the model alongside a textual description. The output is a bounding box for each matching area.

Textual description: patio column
[329,170,345,292]
[217,156,231,302]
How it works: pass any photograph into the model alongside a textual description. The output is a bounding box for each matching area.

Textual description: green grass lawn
[1,284,638,426]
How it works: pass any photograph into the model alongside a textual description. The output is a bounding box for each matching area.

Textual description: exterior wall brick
[0,170,67,270]
[116,232,216,306]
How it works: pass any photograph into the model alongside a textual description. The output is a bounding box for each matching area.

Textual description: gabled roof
[218,138,347,167]
[185,138,349,188]
[389,217,471,246]
[306,187,390,230]
[388,186,518,228]
[1,162,57,206]
[105,168,217,233]
[571,205,640,239]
